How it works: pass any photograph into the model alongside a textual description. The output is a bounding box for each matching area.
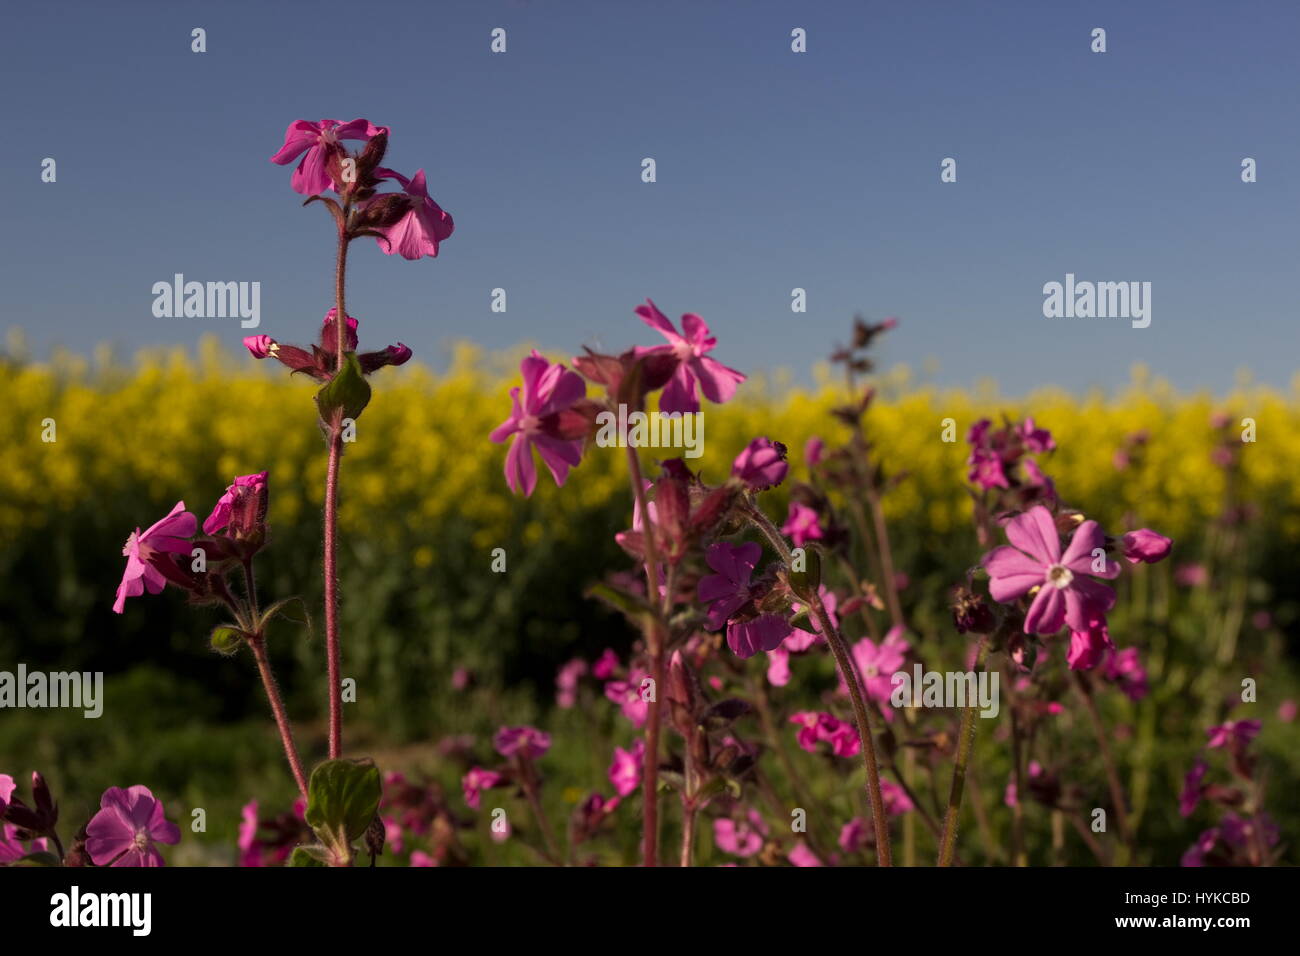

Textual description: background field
[2,333,1297,864]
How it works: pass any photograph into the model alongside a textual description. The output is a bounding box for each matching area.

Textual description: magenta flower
[461,767,503,810]
[789,712,859,757]
[490,350,588,497]
[788,843,824,867]
[85,785,181,867]
[697,541,791,658]
[880,779,915,815]
[1066,617,1112,671]
[1179,758,1208,817]
[713,810,767,857]
[237,800,261,867]
[634,299,745,414]
[270,118,386,195]
[844,626,910,719]
[605,670,652,727]
[840,817,870,854]
[592,648,619,680]
[1120,528,1172,564]
[1206,720,1260,750]
[493,725,551,761]
[731,437,788,491]
[983,506,1119,635]
[410,850,437,867]
[608,741,645,797]
[805,437,824,468]
[203,471,268,536]
[371,168,455,260]
[1105,647,1149,701]
[113,502,197,614]
[0,773,13,811]
[321,308,359,353]
[967,448,1010,490]
[1017,418,1056,453]
[243,334,275,359]
[781,502,824,547]
[555,658,587,709]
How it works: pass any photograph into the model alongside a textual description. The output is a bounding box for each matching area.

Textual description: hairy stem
[938,637,988,866]
[625,446,663,867]
[323,229,350,760]
[249,636,309,798]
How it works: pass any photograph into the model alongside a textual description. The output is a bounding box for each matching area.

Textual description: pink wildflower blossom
[85,785,181,867]
[113,502,197,614]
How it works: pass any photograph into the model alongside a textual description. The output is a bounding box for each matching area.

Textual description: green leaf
[305,758,382,859]
[209,625,245,656]
[288,846,328,867]
[257,596,313,639]
[585,581,655,627]
[14,851,62,866]
[787,547,821,601]
[314,351,371,424]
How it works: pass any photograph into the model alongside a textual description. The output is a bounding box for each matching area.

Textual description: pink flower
[490,351,588,496]
[781,502,824,547]
[238,800,261,867]
[592,648,619,680]
[85,785,181,867]
[804,437,824,468]
[383,816,404,854]
[1179,758,1208,817]
[1120,529,1172,564]
[1206,720,1260,750]
[880,778,914,815]
[493,726,551,761]
[203,471,268,537]
[789,712,859,757]
[461,767,502,810]
[731,437,788,491]
[1175,563,1208,587]
[1066,617,1113,671]
[410,850,437,867]
[604,671,652,727]
[697,541,791,658]
[1279,699,1297,723]
[1104,647,1149,701]
[844,626,910,720]
[1017,418,1056,453]
[788,842,824,867]
[967,448,1010,490]
[270,118,387,195]
[840,817,870,854]
[608,741,645,797]
[320,308,359,353]
[713,810,767,857]
[698,540,759,630]
[555,658,587,709]
[634,299,745,414]
[0,773,14,811]
[371,168,455,260]
[113,502,197,614]
[983,506,1119,635]
[243,334,275,358]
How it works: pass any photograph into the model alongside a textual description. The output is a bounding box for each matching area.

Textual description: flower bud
[244,334,277,359]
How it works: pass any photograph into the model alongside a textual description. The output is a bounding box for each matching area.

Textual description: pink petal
[1005,507,1061,564]
[1024,585,1066,635]
[692,355,745,405]
[984,546,1045,601]
[504,435,537,497]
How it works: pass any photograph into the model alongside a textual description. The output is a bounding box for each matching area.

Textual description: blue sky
[3,0,1297,393]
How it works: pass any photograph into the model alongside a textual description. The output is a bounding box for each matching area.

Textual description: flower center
[1047,564,1074,589]
[520,414,542,433]
[863,664,879,678]
[133,829,151,851]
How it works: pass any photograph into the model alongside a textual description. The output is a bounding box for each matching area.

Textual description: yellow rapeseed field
[4,332,1299,549]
